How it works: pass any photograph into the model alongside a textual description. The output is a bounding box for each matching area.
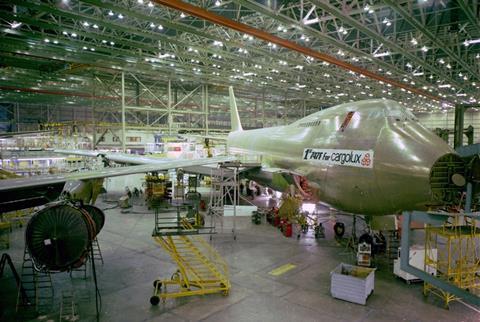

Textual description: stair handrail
[180,219,228,279]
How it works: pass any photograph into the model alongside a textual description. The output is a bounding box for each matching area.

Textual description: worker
[125,187,132,199]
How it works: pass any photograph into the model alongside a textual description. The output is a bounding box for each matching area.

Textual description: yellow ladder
[150,220,230,305]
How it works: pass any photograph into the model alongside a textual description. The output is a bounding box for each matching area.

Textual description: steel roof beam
[384,0,478,83]
[154,0,441,101]
[309,0,464,92]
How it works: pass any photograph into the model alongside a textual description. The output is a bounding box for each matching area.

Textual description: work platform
[150,211,230,304]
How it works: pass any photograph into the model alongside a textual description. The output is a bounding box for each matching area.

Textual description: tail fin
[229,86,243,132]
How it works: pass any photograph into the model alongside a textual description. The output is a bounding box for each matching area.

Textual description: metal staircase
[386,230,401,266]
[16,247,54,317]
[69,238,104,279]
[150,219,230,304]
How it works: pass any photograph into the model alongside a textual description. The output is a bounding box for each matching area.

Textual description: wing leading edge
[0,155,237,192]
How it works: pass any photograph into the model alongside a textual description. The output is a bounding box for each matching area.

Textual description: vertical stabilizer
[229,86,243,132]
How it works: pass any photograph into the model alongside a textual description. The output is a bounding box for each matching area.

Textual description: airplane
[226,87,466,217]
[0,86,469,271]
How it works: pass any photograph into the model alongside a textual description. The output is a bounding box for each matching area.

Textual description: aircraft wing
[0,155,236,192]
[54,149,183,164]
[0,130,54,138]
[180,134,228,142]
[54,149,101,158]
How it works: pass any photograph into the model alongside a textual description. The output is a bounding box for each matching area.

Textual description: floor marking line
[457,299,480,313]
[269,263,296,276]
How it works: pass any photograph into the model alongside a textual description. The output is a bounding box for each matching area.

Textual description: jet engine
[25,203,105,271]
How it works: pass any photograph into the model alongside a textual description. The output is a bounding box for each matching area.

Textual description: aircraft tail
[229,86,243,132]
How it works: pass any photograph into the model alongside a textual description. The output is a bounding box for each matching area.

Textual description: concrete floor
[1,195,479,322]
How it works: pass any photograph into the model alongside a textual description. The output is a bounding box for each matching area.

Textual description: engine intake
[25,203,105,272]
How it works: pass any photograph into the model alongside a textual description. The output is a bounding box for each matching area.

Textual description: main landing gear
[333,222,345,238]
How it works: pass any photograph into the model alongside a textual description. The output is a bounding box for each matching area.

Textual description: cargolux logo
[361,153,371,167]
[303,148,374,168]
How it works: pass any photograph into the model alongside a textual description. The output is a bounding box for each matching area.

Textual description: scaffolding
[423,215,480,308]
[208,163,239,240]
[150,218,230,304]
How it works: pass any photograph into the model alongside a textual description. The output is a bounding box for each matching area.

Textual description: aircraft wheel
[333,222,345,238]
[358,233,373,245]
[150,295,160,306]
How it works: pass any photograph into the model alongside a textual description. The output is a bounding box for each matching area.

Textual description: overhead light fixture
[410,38,418,45]
[364,5,373,13]
[464,38,480,46]
[373,52,390,57]
[83,21,90,27]
[180,13,186,18]
[421,46,428,52]
[438,84,451,88]
[9,22,22,29]
[93,24,98,29]
[215,0,221,6]
[118,13,124,19]
[413,72,424,76]
[108,10,114,16]
[157,25,163,30]
[148,2,154,7]
[71,32,77,37]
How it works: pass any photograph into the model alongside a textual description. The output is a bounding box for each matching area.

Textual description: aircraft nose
[374,120,464,212]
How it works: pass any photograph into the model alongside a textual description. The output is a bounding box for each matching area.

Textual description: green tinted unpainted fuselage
[227,99,455,215]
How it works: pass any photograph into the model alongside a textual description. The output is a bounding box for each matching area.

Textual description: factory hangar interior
[0,1,479,321]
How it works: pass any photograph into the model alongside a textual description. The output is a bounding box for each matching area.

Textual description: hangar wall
[416,111,480,146]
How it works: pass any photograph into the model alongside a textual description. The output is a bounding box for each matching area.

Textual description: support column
[13,103,19,132]
[168,80,172,134]
[203,84,209,134]
[92,84,96,149]
[262,90,265,127]
[121,72,126,152]
[135,81,140,106]
[454,104,465,149]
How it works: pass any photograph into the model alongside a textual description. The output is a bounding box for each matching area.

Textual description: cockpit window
[385,105,417,122]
